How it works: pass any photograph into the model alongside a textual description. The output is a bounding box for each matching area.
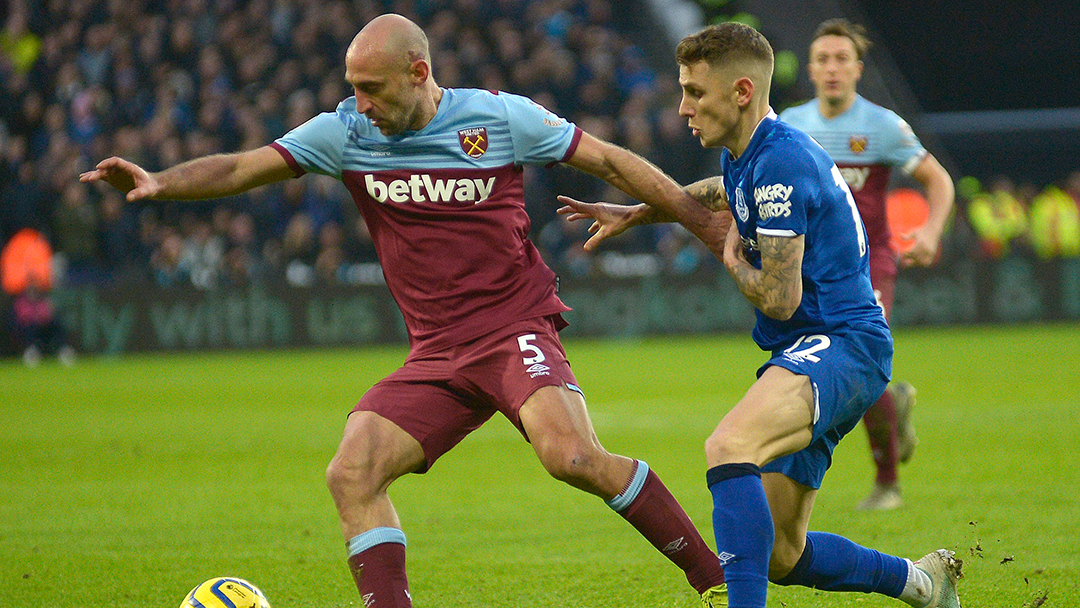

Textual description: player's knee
[704,428,753,465]
[541,451,592,484]
[325,453,366,498]
[538,442,604,486]
[768,540,803,582]
[325,437,389,498]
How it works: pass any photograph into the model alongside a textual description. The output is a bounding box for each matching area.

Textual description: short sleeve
[498,92,577,165]
[753,150,818,238]
[272,111,348,178]
[880,112,927,174]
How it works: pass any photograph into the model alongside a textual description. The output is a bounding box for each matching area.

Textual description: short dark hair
[813,18,871,60]
[676,22,774,71]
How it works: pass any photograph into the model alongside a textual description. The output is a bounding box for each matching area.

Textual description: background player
[779,18,955,511]
[80,13,731,608]
[560,22,961,608]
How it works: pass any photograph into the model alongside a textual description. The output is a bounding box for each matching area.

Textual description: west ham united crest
[458,127,488,158]
[849,135,868,154]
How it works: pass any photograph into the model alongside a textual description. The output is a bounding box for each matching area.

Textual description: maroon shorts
[868,243,899,321]
[353,315,580,472]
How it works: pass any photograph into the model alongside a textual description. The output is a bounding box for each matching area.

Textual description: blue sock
[707,463,771,608]
[772,531,907,597]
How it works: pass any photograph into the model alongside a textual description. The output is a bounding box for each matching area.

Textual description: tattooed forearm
[636,206,678,224]
[727,234,804,320]
[684,176,729,212]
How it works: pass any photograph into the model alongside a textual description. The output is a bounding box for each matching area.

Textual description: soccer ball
[178,577,271,608]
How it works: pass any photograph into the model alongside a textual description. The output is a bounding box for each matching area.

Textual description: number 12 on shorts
[782,334,832,363]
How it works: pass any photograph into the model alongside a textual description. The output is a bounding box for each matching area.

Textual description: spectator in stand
[967,175,1029,259]
[280,212,317,287]
[1,150,47,243]
[314,220,347,283]
[656,223,717,275]
[52,182,100,280]
[181,217,225,289]
[1,227,75,366]
[12,281,76,367]
[3,0,656,285]
[150,228,189,287]
[1066,171,1080,237]
[97,190,140,280]
[1028,172,1080,259]
[538,210,595,277]
[0,6,41,76]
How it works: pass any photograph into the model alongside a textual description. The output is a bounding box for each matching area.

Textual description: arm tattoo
[684,176,729,212]
[641,176,726,225]
[729,234,804,319]
[638,207,677,224]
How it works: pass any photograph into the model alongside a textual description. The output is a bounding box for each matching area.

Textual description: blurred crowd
[2,0,1078,301]
[0,0,719,294]
[960,171,1080,261]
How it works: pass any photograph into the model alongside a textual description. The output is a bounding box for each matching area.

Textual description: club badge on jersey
[458,127,488,158]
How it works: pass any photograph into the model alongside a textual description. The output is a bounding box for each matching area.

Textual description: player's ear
[733,76,755,107]
[409,59,430,84]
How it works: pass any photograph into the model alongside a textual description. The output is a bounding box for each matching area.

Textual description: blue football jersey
[722,112,889,351]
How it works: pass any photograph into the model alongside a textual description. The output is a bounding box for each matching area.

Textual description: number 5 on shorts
[517,334,546,365]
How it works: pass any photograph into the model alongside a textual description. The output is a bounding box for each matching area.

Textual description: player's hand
[557,196,644,251]
[898,226,941,267]
[79,157,163,202]
[721,219,746,272]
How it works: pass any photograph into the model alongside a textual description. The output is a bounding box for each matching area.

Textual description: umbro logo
[717,551,736,566]
[526,363,550,378]
[663,536,688,554]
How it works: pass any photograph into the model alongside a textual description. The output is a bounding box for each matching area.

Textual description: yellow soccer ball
[178,577,271,608]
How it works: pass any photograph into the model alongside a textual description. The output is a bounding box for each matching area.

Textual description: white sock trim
[899,558,933,607]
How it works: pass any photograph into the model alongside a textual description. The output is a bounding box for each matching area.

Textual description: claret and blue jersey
[721,112,889,352]
[270,88,581,351]
[780,95,927,249]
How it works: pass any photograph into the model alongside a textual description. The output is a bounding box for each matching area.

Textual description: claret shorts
[353,314,581,472]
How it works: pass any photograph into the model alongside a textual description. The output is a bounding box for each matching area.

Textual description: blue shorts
[760,325,893,488]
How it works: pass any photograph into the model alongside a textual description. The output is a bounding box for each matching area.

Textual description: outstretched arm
[562,132,728,257]
[79,146,295,202]
[683,176,729,213]
[556,172,732,252]
[556,196,651,251]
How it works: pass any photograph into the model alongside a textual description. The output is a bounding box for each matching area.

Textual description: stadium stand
[0,0,1075,297]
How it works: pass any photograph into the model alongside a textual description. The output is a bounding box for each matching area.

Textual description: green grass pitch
[3,323,1078,607]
